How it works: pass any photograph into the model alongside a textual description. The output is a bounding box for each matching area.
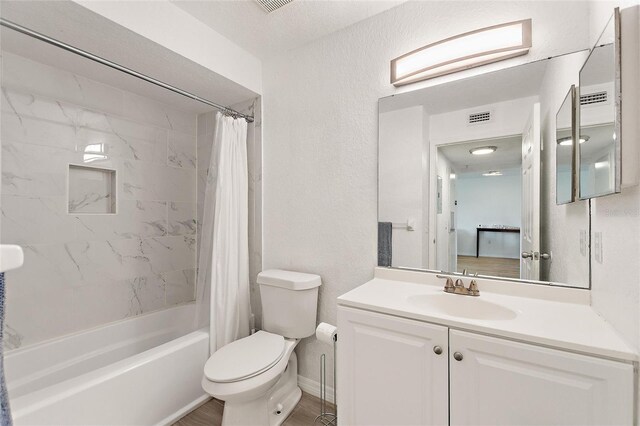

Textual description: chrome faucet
[437,273,480,296]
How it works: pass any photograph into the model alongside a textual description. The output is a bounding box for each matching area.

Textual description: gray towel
[0,273,11,426]
[378,222,392,267]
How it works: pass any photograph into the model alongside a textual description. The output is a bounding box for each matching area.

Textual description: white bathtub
[5,304,210,425]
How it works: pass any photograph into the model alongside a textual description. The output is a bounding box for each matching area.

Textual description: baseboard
[297,375,335,404]
[156,394,211,426]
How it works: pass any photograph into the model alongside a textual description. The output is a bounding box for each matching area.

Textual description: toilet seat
[204,331,285,383]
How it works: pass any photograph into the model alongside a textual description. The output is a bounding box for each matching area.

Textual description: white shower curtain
[196,112,251,354]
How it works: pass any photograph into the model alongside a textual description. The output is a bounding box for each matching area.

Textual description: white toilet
[202,269,322,426]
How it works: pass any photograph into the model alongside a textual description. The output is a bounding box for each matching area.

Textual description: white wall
[456,173,522,258]
[429,96,539,144]
[262,0,593,389]
[74,0,262,94]
[589,4,640,355]
[379,106,424,268]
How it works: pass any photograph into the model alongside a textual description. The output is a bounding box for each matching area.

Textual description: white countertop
[337,268,637,362]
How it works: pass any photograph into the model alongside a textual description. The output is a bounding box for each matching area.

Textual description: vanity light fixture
[482,170,503,177]
[390,19,532,86]
[557,135,590,146]
[469,146,497,155]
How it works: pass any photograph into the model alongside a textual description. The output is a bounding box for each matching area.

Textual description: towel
[0,273,12,426]
[378,222,392,267]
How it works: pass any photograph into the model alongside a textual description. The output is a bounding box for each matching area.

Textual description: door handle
[540,253,551,260]
[521,252,533,259]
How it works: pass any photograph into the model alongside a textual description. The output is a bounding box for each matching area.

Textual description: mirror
[378,51,591,289]
[579,9,621,199]
[556,86,576,205]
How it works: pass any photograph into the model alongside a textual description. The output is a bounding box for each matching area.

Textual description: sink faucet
[436,274,480,296]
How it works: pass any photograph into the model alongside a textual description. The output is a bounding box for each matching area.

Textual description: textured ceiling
[171,0,406,60]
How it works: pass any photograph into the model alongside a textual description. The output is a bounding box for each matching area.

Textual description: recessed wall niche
[68,164,117,214]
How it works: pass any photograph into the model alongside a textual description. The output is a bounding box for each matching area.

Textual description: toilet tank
[258,270,321,339]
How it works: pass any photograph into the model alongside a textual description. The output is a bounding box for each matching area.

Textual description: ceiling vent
[580,91,608,106]
[255,0,294,13]
[468,111,491,124]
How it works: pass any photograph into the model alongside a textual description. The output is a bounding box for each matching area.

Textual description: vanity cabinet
[449,330,634,426]
[337,306,634,426]
[338,306,449,426]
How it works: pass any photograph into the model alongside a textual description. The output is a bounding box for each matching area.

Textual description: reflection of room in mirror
[579,43,617,198]
[378,50,591,288]
[578,9,618,199]
[555,86,575,205]
[438,136,522,279]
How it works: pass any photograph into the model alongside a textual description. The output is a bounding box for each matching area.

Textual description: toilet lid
[204,331,286,383]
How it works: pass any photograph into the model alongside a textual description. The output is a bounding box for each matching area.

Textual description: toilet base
[221,352,302,426]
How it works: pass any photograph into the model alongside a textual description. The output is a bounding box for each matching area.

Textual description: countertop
[337,268,637,362]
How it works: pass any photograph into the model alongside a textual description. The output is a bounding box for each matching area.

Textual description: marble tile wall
[1,51,198,350]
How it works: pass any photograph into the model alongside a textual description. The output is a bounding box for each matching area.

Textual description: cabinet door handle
[453,351,463,361]
[433,345,443,355]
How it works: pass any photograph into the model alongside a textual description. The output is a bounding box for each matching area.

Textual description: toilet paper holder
[314,325,337,426]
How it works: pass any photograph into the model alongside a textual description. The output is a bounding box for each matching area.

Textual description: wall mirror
[378,51,591,289]
[556,86,576,205]
[579,9,621,199]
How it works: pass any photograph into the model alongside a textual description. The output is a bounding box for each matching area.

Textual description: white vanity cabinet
[449,330,634,426]
[337,306,635,426]
[337,306,449,426]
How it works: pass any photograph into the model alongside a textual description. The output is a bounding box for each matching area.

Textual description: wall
[456,172,522,258]
[537,50,591,287]
[263,0,592,390]
[429,97,539,145]
[589,3,640,354]
[74,0,262,94]
[1,51,198,350]
[378,106,424,268]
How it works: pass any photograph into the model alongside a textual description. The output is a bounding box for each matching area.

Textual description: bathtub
[4,304,210,425]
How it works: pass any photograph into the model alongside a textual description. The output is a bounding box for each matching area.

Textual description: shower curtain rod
[0,18,255,123]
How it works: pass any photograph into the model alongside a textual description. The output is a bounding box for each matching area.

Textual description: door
[337,306,448,426]
[521,103,541,280]
[448,178,457,271]
[449,330,634,426]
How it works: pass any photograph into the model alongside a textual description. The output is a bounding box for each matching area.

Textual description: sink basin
[407,293,518,320]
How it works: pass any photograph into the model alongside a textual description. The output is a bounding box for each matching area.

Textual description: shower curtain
[196,113,251,354]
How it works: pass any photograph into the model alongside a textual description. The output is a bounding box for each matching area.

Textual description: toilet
[202,269,322,426]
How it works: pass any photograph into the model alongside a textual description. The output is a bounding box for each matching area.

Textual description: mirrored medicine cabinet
[578,8,622,199]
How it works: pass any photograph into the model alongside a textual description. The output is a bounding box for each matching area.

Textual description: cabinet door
[337,306,448,426]
[450,329,634,426]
